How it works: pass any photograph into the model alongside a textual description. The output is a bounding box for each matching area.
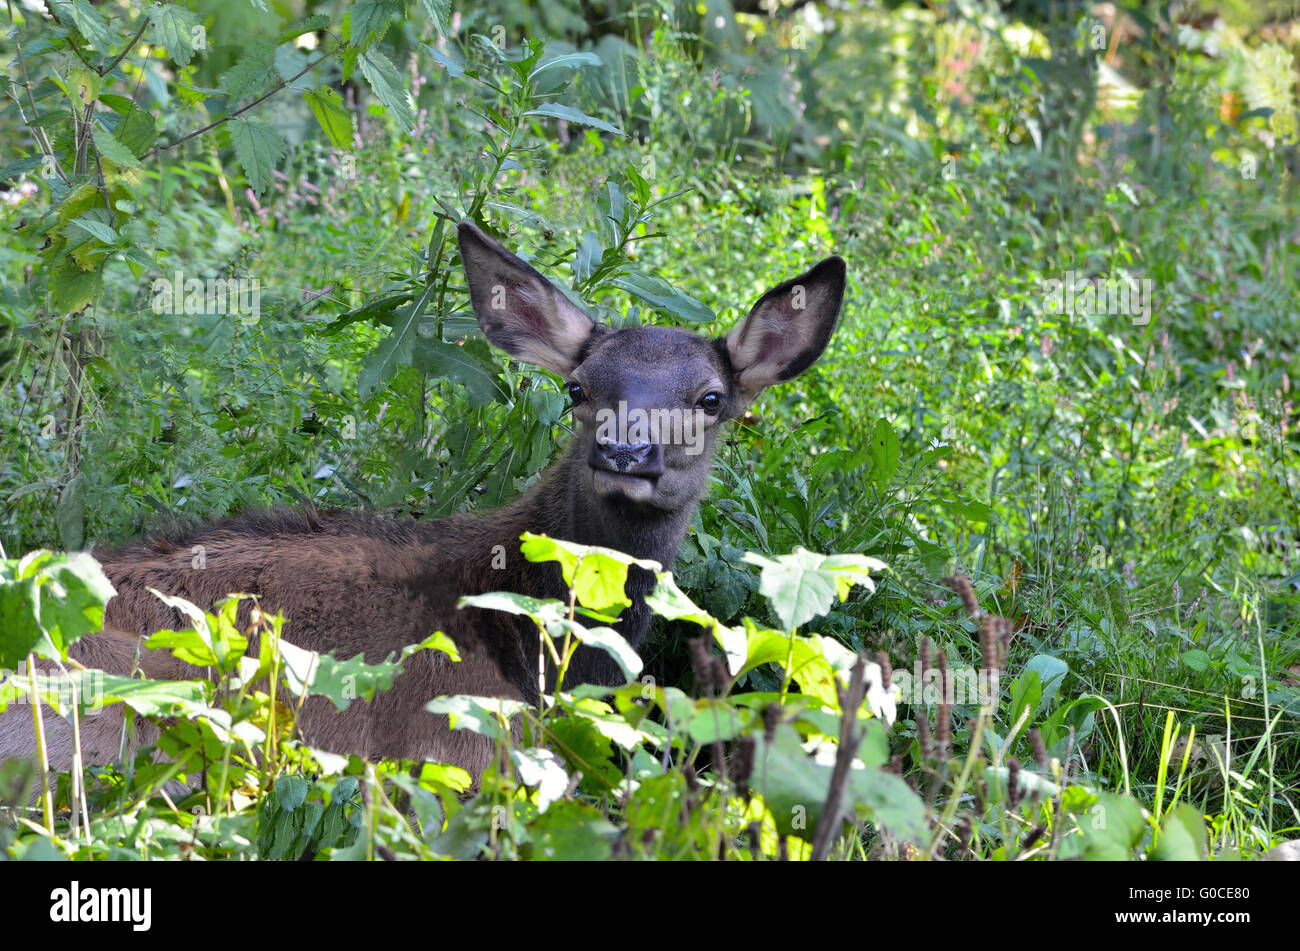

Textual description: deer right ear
[725,255,846,402]
[458,222,596,377]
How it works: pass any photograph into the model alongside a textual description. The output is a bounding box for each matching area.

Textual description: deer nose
[589,439,664,477]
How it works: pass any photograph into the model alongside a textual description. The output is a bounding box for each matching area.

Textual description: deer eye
[566,382,585,405]
[696,392,724,415]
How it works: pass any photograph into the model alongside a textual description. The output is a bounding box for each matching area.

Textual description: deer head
[458,222,847,526]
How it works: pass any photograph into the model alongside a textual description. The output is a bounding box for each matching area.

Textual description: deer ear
[725,256,846,400]
[458,222,596,377]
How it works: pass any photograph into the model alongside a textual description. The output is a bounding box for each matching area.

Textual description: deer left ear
[725,256,846,401]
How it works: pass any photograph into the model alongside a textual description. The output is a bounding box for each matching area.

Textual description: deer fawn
[1,223,846,778]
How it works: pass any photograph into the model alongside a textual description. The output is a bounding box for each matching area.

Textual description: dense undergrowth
[0,0,1297,859]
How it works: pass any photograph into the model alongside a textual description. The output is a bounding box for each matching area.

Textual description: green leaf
[228,118,287,197]
[49,258,104,313]
[275,638,402,710]
[526,801,618,860]
[358,283,433,396]
[278,15,330,45]
[1180,649,1211,672]
[92,127,142,169]
[1023,654,1069,715]
[412,337,501,406]
[274,775,310,812]
[99,674,210,718]
[1151,802,1207,861]
[510,748,568,811]
[149,4,201,67]
[550,619,642,683]
[868,417,899,486]
[303,86,355,150]
[459,591,569,624]
[426,695,527,741]
[420,0,452,36]
[220,43,277,104]
[52,0,121,57]
[611,271,715,324]
[850,764,930,846]
[68,216,119,245]
[529,52,603,80]
[0,156,45,181]
[357,49,414,132]
[112,107,158,157]
[0,576,42,668]
[1081,792,1148,860]
[399,630,461,663]
[524,102,625,137]
[519,534,661,615]
[0,552,116,666]
[55,473,85,550]
[741,548,884,633]
[348,0,396,47]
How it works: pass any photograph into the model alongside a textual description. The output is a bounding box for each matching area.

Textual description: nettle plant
[2,540,1217,860]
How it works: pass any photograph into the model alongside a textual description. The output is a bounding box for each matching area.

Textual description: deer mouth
[591,468,659,503]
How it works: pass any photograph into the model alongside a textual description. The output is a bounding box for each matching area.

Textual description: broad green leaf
[868,417,899,486]
[611,271,715,324]
[412,337,501,406]
[1081,792,1148,860]
[68,216,119,245]
[99,673,210,718]
[686,698,749,744]
[1151,802,1207,861]
[850,764,929,846]
[399,630,460,663]
[0,577,43,667]
[524,102,625,137]
[228,118,287,197]
[0,156,44,181]
[0,553,113,667]
[459,591,568,624]
[426,694,527,741]
[526,801,618,860]
[548,619,642,683]
[220,43,277,104]
[530,52,603,80]
[149,4,201,66]
[52,0,120,57]
[278,15,330,45]
[304,86,355,149]
[1023,654,1069,715]
[357,49,414,132]
[55,473,85,550]
[519,533,660,615]
[347,0,396,47]
[510,748,568,810]
[91,128,142,169]
[741,548,884,633]
[419,0,452,35]
[111,107,158,157]
[275,638,402,710]
[274,774,310,811]
[49,258,104,312]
